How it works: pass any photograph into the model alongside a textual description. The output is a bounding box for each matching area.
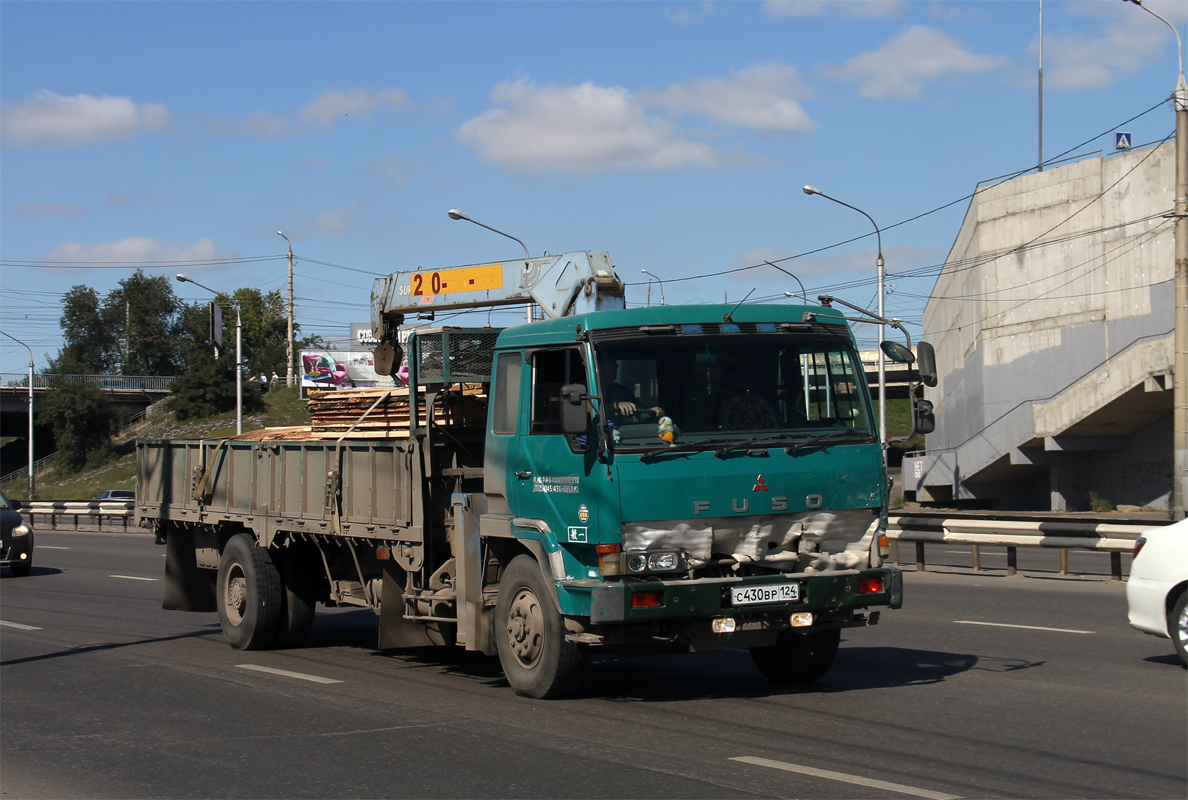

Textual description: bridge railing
[0,374,175,392]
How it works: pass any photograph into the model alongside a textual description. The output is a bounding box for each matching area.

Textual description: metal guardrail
[23,501,138,532]
[887,513,1160,581]
[0,374,175,392]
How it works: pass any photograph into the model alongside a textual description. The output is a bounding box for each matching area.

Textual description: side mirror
[913,398,936,435]
[880,341,915,364]
[560,383,589,434]
[9,499,21,511]
[916,341,937,387]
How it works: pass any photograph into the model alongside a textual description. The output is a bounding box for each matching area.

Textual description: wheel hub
[224,564,247,626]
[506,587,544,669]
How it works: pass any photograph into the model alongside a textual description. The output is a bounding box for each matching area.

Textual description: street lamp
[277,231,295,388]
[177,274,243,436]
[641,270,666,306]
[1122,0,1188,519]
[448,209,534,323]
[804,185,888,449]
[0,330,35,499]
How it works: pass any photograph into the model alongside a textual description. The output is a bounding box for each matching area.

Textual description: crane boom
[369,250,625,377]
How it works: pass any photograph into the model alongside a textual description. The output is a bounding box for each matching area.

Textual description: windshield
[593,330,874,451]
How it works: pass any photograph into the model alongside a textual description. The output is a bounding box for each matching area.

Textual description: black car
[1,490,33,577]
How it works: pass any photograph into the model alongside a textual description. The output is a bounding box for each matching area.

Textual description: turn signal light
[597,544,622,577]
[631,590,664,608]
[857,577,884,594]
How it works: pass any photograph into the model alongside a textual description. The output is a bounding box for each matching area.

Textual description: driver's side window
[530,348,585,435]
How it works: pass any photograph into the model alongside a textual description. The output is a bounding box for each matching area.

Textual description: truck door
[509,346,617,553]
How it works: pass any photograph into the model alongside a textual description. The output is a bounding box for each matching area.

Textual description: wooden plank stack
[233,385,487,442]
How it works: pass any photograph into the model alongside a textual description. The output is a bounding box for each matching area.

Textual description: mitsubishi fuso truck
[138,249,935,698]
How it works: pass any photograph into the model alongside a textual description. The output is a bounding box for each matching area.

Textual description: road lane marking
[37,545,71,550]
[730,756,960,800]
[236,664,342,684]
[110,575,158,582]
[0,620,43,631]
[954,620,1093,634]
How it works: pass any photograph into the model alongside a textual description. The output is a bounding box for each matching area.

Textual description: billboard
[300,349,395,396]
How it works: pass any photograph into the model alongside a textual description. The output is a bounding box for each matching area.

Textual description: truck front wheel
[494,555,585,699]
[750,628,841,683]
[218,533,282,650]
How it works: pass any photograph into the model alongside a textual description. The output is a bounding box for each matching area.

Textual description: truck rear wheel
[270,545,316,649]
[218,533,282,651]
[494,555,584,699]
[750,628,841,683]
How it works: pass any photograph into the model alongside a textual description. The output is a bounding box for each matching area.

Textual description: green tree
[40,379,117,470]
[168,349,264,421]
[103,271,181,375]
[51,286,113,373]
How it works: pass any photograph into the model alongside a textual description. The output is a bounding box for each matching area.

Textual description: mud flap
[378,560,439,649]
[162,527,217,612]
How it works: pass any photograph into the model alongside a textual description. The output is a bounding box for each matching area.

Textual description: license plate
[731,582,800,606]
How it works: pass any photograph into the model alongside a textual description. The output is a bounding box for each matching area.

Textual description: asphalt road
[1,531,1184,800]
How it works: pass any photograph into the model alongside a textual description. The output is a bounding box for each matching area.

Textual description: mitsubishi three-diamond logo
[753,475,769,492]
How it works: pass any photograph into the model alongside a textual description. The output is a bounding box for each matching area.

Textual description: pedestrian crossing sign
[1115,132,1132,151]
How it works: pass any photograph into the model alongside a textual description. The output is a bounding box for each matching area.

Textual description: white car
[1126,517,1188,666]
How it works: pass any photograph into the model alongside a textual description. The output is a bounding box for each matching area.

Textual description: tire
[270,545,317,649]
[494,555,585,699]
[1169,591,1188,668]
[217,533,282,651]
[8,559,31,577]
[750,628,841,683]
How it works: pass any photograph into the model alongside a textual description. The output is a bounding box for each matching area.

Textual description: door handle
[515,470,533,479]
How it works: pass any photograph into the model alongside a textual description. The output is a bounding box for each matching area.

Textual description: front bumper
[0,536,33,568]
[1127,574,1172,639]
[581,566,902,624]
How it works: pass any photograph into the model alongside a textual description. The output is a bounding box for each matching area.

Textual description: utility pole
[278,231,295,387]
[1124,0,1187,519]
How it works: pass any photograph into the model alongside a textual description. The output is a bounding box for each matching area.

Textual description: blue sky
[2,0,1184,373]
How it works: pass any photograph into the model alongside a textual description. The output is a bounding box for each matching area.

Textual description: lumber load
[231,385,487,442]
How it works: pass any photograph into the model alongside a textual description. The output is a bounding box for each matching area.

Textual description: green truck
[138,250,934,698]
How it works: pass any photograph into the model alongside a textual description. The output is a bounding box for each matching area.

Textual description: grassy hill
[4,387,311,501]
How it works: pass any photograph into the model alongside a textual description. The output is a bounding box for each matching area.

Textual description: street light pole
[277,231,295,388]
[804,186,888,450]
[448,209,534,323]
[641,270,666,306]
[0,330,35,499]
[177,274,243,436]
[1123,0,1187,519]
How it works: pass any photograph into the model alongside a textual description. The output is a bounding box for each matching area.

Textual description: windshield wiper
[713,429,870,457]
[636,438,741,462]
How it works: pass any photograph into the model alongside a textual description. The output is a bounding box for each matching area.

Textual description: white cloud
[1041,2,1179,90]
[826,25,1010,99]
[1,90,169,146]
[765,0,901,19]
[664,1,715,25]
[643,63,817,134]
[44,237,219,264]
[19,202,85,218]
[311,205,357,237]
[456,79,713,173]
[299,88,411,129]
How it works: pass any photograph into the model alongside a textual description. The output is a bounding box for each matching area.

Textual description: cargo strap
[328,390,394,536]
[191,439,230,503]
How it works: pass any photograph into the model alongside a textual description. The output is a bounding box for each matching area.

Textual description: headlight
[11,522,30,537]
[625,550,683,574]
